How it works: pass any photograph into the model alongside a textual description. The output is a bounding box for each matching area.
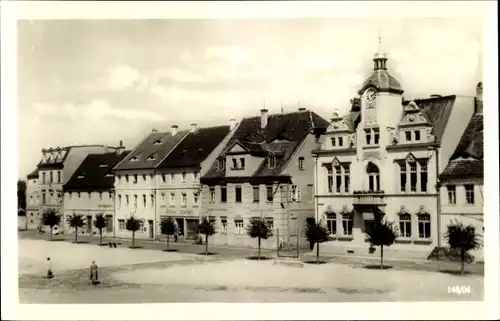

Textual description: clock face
[363,88,377,109]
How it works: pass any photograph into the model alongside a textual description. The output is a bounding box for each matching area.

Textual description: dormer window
[217,158,226,171]
[414,130,420,141]
[77,175,85,179]
[146,155,156,161]
[338,137,344,147]
[405,131,412,141]
[232,158,238,169]
[130,156,138,162]
[153,140,162,145]
[240,158,245,169]
[105,173,113,178]
[99,164,108,168]
[269,156,276,169]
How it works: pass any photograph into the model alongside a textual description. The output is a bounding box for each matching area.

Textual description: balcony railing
[352,190,386,205]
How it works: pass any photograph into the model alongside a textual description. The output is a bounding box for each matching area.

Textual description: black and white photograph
[1,1,498,320]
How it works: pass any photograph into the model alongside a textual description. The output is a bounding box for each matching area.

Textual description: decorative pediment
[331,157,341,167]
[226,140,250,154]
[399,111,432,127]
[417,205,428,214]
[328,119,351,133]
[405,153,417,163]
[340,204,351,214]
[403,100,419,112]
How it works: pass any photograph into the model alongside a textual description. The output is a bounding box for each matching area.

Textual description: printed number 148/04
[448,285,471,295]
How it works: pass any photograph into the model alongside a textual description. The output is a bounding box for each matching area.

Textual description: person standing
[90,261,99,285]
[44,257,53,279]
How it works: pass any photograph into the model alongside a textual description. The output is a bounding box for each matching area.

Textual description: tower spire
[373,28,388,71]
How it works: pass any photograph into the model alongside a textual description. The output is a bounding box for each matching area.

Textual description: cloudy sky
[18,18,483,178]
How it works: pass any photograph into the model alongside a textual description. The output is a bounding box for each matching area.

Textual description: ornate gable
[404,153,417,163]
[327,111,353,133]
[399,101,432,128]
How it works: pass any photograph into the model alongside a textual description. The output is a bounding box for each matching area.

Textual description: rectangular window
[331,137,336,147]
[399,214,412,238]
[193,192,199,206]
[142,194,147,207]
[42,192,46,205]
[235,219,244,234]
[134,195,138,208]
[118,195,122,209]
[266,185,274,202]
[221,217,228,233]
[193,171,199,181]
[170,192,176,206]
[99,192,103,201]
[342,214,353,236]
[161,174,166,183]
[150,194,154,207]
[181,193,187,206]
[447,185,456,204]
[266,217,274,230]
[232,158,238,169]
[326,213,336,235]
[235,186,242,203]
[289,184,300,202]
[298,157,305,170]
[373,128,380,145]
[465,184,475,204]
[57,171,61,183]
[409,162,417,192]
[420,162,428,192]
[133,174,138,184]
[42,172,46,184]
[343,164,350,193]
[142,174,147,182]
[240,158,245,169]
[209,187,216,203]
[399,163,407,192]
[414,130,421,141]
[49,172,53,183]
[182,172,186,182]
[220,186,227,203]
[170,173,175,184]
[365,129,371,145]
[335,165,342,193]
[418,214,431,238]
[327,167,333,193]
[118,219,125,230]
[161,193,165,202]
[125,174,129,183]
[253,185,260,203]
[125,195,129,206]
[338,137,344,147]
[405,131,412,141]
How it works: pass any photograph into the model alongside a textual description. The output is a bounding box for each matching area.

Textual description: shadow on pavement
[363,264,393,270]
[304,260,327,265]
[246,256,272,261]
[72,241,90,244]
[197,252,218,256]
[129,246,144,249]
[162,249,179,252]
[439,269,472,276]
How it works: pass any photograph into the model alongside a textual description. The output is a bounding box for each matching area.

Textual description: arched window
[398,213,412,238]
[341,212,353,236]
[366,162,380,191]
[417,213,431,239]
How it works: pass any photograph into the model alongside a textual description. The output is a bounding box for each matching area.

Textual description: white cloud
[106,64,141,90]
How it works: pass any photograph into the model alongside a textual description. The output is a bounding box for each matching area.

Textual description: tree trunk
[166,235,170,251]
[460,248,465,276]
[380,245,384,269]
[205,234,208,255]
[75,227,78,243]
[99,229,103,246]
[50,226,53,241]
[316,242,320,264]
[258,237,261,260]
[132,231,135,248]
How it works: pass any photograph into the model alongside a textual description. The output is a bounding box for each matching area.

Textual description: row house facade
[156,123,234,240]
[25,169,40,229]
[313,48,476,259]
[200,109,329,248]
[62,148,129,236]
[113,126,189,239]
[439,82,484,262]
[36,144,120,231]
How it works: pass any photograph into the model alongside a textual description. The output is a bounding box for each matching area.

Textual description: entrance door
[175,218,185,238]
[185,219,198,240]
[106,215,113,232]
[148,220,154,239]
[87,216,92,233]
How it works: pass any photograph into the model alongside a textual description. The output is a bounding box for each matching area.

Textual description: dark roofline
[402,94,457,105]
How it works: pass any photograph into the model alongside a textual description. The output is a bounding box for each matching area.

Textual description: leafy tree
[445,220,483,276]
[67,212,86,243]
[197,215,216,255]
[160,216,177,251]
[93,213,107,245]
[365,219,398,269]
[126,216,141,248]
[246,217,273,260]
[17,180,27,213]
[41,208,61,241]
[304,217,329,264]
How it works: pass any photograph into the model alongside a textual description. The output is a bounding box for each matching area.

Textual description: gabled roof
[202,110,329,180]
[440,114,483,179]
[27,168,39,179]
[63,151,131,191]
[403,95,456,142]
[158,125,231,169]
[114,130,189,171]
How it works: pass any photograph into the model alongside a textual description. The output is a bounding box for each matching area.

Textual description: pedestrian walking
[44,257,53,279]
[90,260,99,285]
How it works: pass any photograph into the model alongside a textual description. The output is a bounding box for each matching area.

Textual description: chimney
[298,107,307,111]
[116,140,125,154]
[260,109,268,129]
[475,82,483,114]
[152,128,158,133]
[190,123,198,133]
[229,118,237,130]
[171,125,178,136]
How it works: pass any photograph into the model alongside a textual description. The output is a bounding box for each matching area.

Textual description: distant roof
[158,125,231,169]
[27,168,39,179]
[202,110,329,180]
[410,95,457,142]
[37,145,117,169]
[113,130,189,171]
[359,69,404,95]
[64,151,130,191]
[440,114,483,179]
